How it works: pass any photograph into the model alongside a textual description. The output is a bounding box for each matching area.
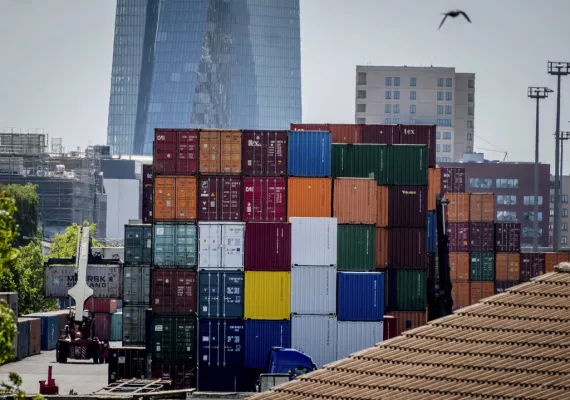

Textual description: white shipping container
[291,314,338,368]
[291,266,336,315]
[44,265,123,298]
[336,321,383,360]
[198,222,245,270]
[291,218,337,266]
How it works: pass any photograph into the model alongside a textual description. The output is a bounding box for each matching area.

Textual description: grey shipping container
[44,266,122,298]
[124,225,153,264]
[199,270,244,318]
[0,292,18,321]
[123,266,151,305]
[123,305,147,346]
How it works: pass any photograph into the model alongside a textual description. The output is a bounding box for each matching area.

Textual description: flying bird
[438,10,471,30]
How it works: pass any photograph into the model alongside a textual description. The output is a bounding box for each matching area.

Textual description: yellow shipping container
[244,271,291,320]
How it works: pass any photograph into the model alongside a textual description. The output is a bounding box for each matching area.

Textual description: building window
[550,236,553,245]
[523,227,543,237]
[436,144,441,152]
[446,92,453,101]
[409,118,416,124]
[437,91,444,101]
[394,77,400,86]
[497,211,517,222]
[551,195,555,203]
[467,121,474,129]
[467,133,473,141]
[468,93,474,102]
[356,104,366,112]
[384,118,391,124]
[385,77,392,86]
[357,72,367,85]
[438,78,444,87]
[550,209,555,217]
[410,77,417,87]
[564,209,569,217]
[356,118,366,124]
[394,91,400,99]
[466,146,473,153]
[437,119,453,127]
[497,195,517,205]
[410,91,417,100]
[523,212,543,222]
[437,105,444,114]
[446,78,453,87]
[385,104,391,113]
[393,104,400,113]
[524,196,544,205]
[443,144,451,152]
[550,222,554,231]
[468,79,475,88]
[496,179,519,189]
[562,236,568,245]
[385,91,391,99]
[436,132,441,139]
[445,105,452,114]
[443,132,452,140]
[470,178,492,188]
[357,90,366,99]
[563,195,569,203]
[393,117,399,124]
[468,107,474,115]
[563,223,568,231]
[410,105,416,114]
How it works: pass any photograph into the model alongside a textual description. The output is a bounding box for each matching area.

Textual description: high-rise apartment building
[355,66,475,162]
[107,0,302,155]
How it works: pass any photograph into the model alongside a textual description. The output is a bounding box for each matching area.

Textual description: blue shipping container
[199,271,244,319]
[26,312,59,350]
[337,272,384,321]
[427,211,436,253]
[17,319,29,359]
[244,320,291,368]
[110,312,123,341]
[287,131,331,177]
[198,319,245,368]
[198,366,245,392]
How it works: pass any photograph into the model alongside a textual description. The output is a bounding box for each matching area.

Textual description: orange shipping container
[376,186,388,227]
[199,130,242,174]
[470,193,495,222]
[154,176,197,222]
[328,124,362,144]
[287,178,332,218]
[444,193,470,223]
[545,252,570,273]
[376,228,388,268]
[495,253,520,282]
[428,168,441,211]
[385,311,427,336]
[175,176,198,221]
[451,281,470,311]
[333,178,377,224]
[470,281,495,304]
[449,252,469,281]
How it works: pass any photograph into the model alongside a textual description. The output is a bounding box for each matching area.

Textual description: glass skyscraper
[107,0,302,155]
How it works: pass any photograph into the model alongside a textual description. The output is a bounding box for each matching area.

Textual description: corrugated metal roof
[250,263,570,400]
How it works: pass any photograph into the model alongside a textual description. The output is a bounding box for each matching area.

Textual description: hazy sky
[1,0,570,169]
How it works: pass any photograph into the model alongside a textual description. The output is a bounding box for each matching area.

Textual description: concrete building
[355,66,475,162]
[444,161,550,247]
[549,175,570,248]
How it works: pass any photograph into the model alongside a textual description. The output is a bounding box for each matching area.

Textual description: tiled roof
[250,263,570,400]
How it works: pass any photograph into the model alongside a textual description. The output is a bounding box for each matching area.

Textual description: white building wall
[104,178,141,240]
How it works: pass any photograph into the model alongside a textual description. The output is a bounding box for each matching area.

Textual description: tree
[0,184,40,246]
[49,221,101,259]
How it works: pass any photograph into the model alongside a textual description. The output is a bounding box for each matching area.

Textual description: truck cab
[258,347,317,392]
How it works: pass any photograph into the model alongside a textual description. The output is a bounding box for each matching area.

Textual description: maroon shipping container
[328,124,362,144]
[495,223,521,253]
[93,313,111,340]
[177,130,199,174]
[28,318,41,355]
[383,315,397,340]
[242,131,288,176]
[447,223,469,252]
[389,228,427,268]
[142,184,153,224]
[361,125,399,144]
[440,167,466,193]
[495,281,520,294]
[85,298,118,313]
[242,177,287,222]
[154,129,198,174]
[519,252,545,282]
[388,186,427,228]
[245,222,291,271]
[469,222,495,252]
[290,123,329,131]
[143,164,153,185]
[398,124,436,168]
[198,176,242,221]
[152,362,196,390]
[152,269,197,315]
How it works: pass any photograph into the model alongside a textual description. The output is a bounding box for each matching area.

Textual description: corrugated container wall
[291,315,337,368]
[244,272,290,320]
[198,176,242,221]
[332,144,388,185]
[428,168,441,211]
[444,193,470,223]
[470,193,495,222]
[17,319,29,359]
[241,130,287,176]
[470,281,495,304]
[44,266,123,298]
[142,165,153,224]
[450,252,470,281]
[28,318,40,355]
[124,225,153,264]
[388,186,427,228]
[287,131,331,177]
[122,306,146,346]
[336,321,383,360]
[337,225,375,271]
[244,320,291,368]
[440,167,466,193]
[495,223,521,253]
[94,313,111,340]
[287,178,332,218]
[123,266,150,305]
[152,269,197,315]
[108,347,147,384]
[495,253,520,282]
[361,125,399,144]
[451,282,470,311]
[388,269,427,311]
[389,228,427,268]
[291,266,336,315]
[447,222,470,252]
[376,186,388,227]
[469,222,495,252]
[328,124,362,144]
[469,252,495,281]
[387,145,428,186]
[199,130,242,174]
[242,177,287,222]
[398,124,436,168]
[291,218,338,266]
[152,316,196,362]
[154,176,197,222]
[337,272,384,321]
[245,222,291,271]
[384,311,427,337]
[153,223,197,267]
[85,298,118,313]
[545,252,569,273]
[383,315,397,340]
[154,129,198,174]
[198,222,245,270]
[110,312,122,341]
[25,312,58,351]
[198,319,245,367]
[198,271,244,319]
[375,228,389,268]
[427,212,436,253]
[520,252,545,282]
[333,178,377,224]
[290,123,329,131]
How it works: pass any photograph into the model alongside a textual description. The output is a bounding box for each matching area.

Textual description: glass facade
[107,0,302,155]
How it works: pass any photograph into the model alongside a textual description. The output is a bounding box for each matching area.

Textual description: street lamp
[528,87,554,250]
[547,61,570,251]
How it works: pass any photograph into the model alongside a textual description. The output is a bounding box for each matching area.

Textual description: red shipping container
[385,311,427,336]
[177,130,199,174]
[152,362,196,390]
[328,124,362,144]
[85,298,118,313]
[495,223,521,253]
[440,167,466,193]
[388,186,427,228]
[154,129,198,174]
[242,177,287,222]
[198,176,242,221]
[361,125,399,144]
[152,269,197,315]
[398,124,436,168]
[389,228,427,268]
[470,281,495,304]
[290,123,329,131]
[93,313,111,340]
[383,315,397,340]
[143,164,153,185]
[447,222,470,252]
[519,252,545,282]
[242,131,288,176]
[28,318,41,355]
[245,222,291,271]
[469,222,495,252]
[142,165,153,224]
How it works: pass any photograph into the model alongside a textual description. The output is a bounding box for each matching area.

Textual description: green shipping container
[337,225,376,271]
[332,144,388,185]
[387,145,428,185]
[152,316,196,362]
[394,269,427,311]
[469,252,495,281]
[153,223,197,267]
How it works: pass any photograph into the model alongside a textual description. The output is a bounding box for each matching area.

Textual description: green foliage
[0,371,44,400]
[0,193,19,265]
[0,301,16,364]
[0,184,40,246]
[49,221,101,259]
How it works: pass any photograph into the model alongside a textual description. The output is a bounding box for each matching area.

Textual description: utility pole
[528,87,553,251]
[547,62,570,251]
